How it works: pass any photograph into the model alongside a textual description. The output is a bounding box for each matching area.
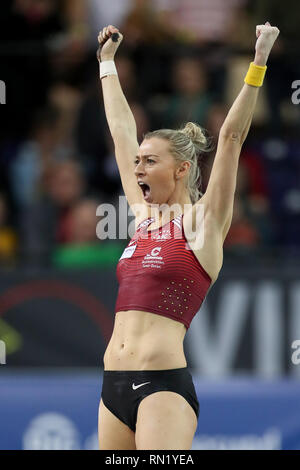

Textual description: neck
[149,192,192,226]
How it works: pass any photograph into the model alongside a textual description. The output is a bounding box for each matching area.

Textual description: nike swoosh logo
[132,382,151,390]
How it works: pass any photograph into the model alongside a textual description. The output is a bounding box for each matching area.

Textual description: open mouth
[138,182,151,200]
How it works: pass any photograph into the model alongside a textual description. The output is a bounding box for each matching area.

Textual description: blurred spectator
[52,198,126,268]
[121,0,178,47]
[118,0,183,97]
[9,107,61,208]
[48,160,84,200]
[68,198,99,244]
[148,56,214,129]
[224,161,274,255]
[224,195,261,255]
[53,0,89,66]
[206,103,228,138]
[53,238,125,269]
[9,94,81,209]
[0,194,18,265]
[151,0,247,100]
[48,83,83,137]
[19,160,87,265]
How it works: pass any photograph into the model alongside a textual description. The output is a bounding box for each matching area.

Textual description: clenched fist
[97,25,123,62]
[255,22,280,65]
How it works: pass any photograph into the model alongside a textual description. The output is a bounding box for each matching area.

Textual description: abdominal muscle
[103,310,187,371]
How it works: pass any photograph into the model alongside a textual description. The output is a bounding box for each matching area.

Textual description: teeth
[138,182,148,188]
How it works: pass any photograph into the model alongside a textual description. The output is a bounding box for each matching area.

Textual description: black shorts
[101,367,199,432]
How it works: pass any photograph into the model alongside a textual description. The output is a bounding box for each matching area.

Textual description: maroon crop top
[115,215,212,329]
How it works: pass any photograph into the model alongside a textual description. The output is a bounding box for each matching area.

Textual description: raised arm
[97,25,145,212]
[202,22,280,240]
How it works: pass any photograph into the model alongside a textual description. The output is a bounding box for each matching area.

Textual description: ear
[175,161,191,180]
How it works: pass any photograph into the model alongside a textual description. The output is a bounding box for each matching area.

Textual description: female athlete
[97,22,279,450]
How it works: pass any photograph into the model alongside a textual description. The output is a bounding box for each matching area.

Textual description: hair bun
[180,122,212,153]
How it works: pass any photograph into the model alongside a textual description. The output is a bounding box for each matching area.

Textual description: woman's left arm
[202,23,280,239]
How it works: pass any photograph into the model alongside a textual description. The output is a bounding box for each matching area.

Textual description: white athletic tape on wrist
[100,60,117,79]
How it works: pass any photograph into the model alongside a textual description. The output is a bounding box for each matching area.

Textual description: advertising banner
[0,372,299,450]
[0,265,299,376]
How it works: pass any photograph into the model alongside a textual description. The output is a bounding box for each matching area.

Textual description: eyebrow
[134,154,160,159]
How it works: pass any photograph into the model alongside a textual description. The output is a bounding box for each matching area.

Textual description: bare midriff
[103,310,187,371]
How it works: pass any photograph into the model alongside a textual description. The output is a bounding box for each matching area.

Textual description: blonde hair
[144,122,212,204]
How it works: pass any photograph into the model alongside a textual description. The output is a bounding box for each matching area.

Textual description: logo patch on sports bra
[119,244,137,260]
[142,247,164,269]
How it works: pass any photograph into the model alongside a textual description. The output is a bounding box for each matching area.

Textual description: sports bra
[115,215,212,329]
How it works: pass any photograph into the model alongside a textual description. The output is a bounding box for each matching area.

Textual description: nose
[134,160,146,177]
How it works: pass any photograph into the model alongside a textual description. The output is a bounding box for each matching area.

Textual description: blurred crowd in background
[0,0,300,269]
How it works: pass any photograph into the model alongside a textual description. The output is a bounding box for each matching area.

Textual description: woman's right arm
[200,23,279,240]
[98,25,145,212]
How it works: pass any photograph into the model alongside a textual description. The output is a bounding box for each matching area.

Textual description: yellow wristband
[244,62,267,87]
